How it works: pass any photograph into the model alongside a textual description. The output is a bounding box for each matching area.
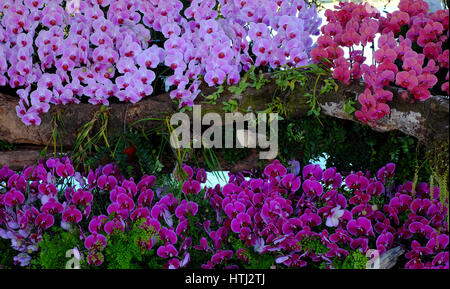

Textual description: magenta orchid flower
[299,211,322,227]
[62,205,82,224]
[211,250,233,265]
[72,189,93,206]
[157,244,178,258]
[175,200,198,219]
[326,206,345,227]
[280,174,301,192]
[56,162,74,178]
[194,237,213,253]
[35,213,54,230]
[347,217,374,236]
[4,189,25,206]
[84,233,107,251]
[264,160,287,179]
[88,215,108,234]
[302,179,323,198]
[41,198,64,215]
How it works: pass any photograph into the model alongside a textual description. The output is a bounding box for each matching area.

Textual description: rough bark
[1,73,449,170]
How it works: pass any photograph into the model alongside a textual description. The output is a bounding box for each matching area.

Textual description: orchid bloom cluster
[1,0,167,125]
[311,0,449,125]
[1,158,448,269]
[123,0,322,107]
[0,0,321,124]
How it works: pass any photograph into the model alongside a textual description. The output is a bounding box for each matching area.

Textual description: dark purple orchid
[280,173,301,192]
[231,212,252,233]
[175,200,198,219]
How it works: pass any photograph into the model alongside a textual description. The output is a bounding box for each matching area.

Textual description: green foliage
[221,147,252,166]
[204,85,224,105]
[50,110,66,157]
[222,99,239,113]
[86,122,169,180]
[248,67,270,90]
[300,237,329,255]
[320,78,339,94]
[0,140,14,151]
[306,65,333,119]
[243,253,275,269]
[426,139,449,227]
[272,64,332,119]
[0,238,16,268]
[104,218,160,269]
[33,227,82,269]
[228,80,250,96]
[278,116,431,185]
[274,66,308,92]
[259,96,287,117]
[343,99,356,116]
[305,91,321,117]
[287,122,305,143]
[230,237,275,269]
[72,105,111,171]
[333,250,369,269]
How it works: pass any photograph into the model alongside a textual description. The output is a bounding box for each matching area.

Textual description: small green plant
[228,79,250,96]
[260,96,287,117]
[0,238,16,269]
[274,66,308,91]
[231,237,275,269]
[343,99,357,116]
[306,92,321,117]
[222,99,239,113]
[286,122,305,143]
[204,85,224,105]
[333,250,369,269]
